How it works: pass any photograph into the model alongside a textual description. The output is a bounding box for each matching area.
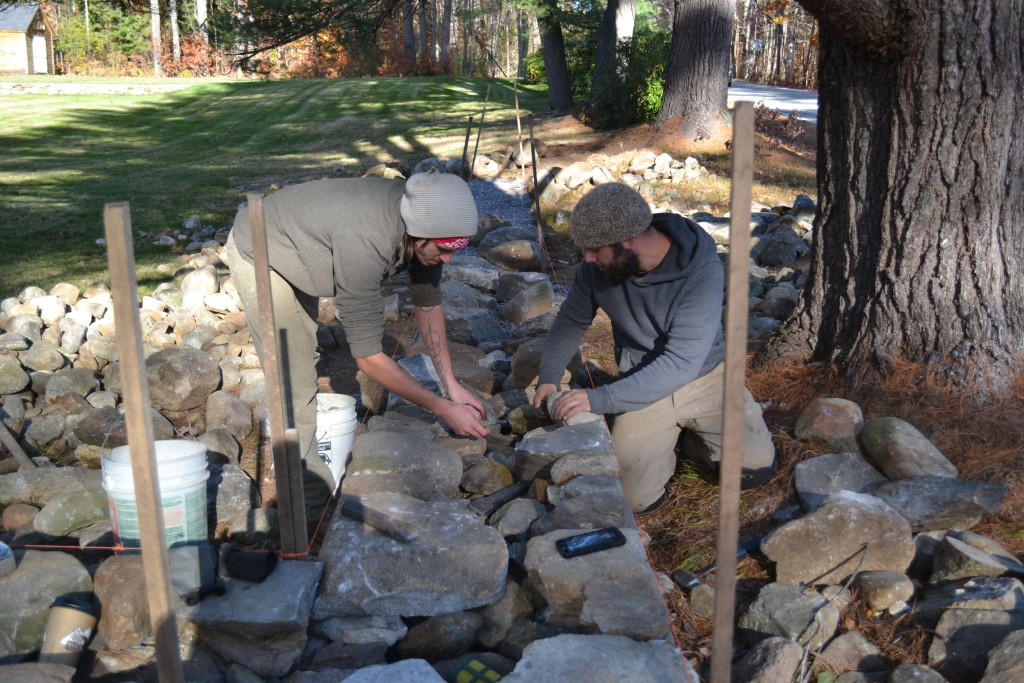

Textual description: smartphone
[555,527,627,559]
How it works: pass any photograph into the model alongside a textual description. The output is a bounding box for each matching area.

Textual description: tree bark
[403,0,417,70]
[535,0,573,111]
[149,0,162,76]
[439,0,452,74]
[767,0,1024,392]
[655,0,732,138]
[196,0,207,43]
[170,0,181,63]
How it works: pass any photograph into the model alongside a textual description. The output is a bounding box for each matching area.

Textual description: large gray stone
[497,271,550,303]
[499,634,696,683]
[501,281,555,325]
[311,614,407,646]
[44,368,100,402]
[340,659,446,682]
[858,417,957,479]
[0,466,102,506]
[205,390,253,442]
[208,464,260,522]
[483,239,545,275]
[199,628,307,678]
[929,536,1010,585]
[916,577,1024,625]
[889,664,948,682]
[980,629,1024,682]
[530,493,635,535]
[186,560,323,636]
[314,493,507,617]
[72,405,175,448]
[0,550,93,652]
[950,530,1024,576]
[443,308,505,346]
[0,662,76,682]
[22,341,66,372]
[762,490,914,585]
[793,451,888,511]
[928,608,1024,682]
[524,528,669,640]
[443,254,501,292]
[440,280,497,309]
[850,570,915,613]
[146,347,221,411]
[33,488,109,537]
[396,611,484,661]
[816,631,886,674]
[871,476,1006,532]
[738,582,841,650]
[0,353,30,394]
[93,555,150,649]
[513,421,615,481]
[342,430,462,500]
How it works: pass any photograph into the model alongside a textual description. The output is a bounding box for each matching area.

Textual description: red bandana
[432,236,471,251]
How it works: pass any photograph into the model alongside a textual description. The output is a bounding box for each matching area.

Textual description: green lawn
[0,77,549,298]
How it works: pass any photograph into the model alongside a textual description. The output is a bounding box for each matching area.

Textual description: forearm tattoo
[419,306,447,381]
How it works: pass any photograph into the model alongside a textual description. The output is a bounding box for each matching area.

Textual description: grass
[0,76,550,298]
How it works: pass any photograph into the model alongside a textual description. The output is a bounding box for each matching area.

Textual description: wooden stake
[527,116,546,255]
[469,84,492,181]
[103,202,184,683]
[710,101,755,683]
[460,116,475,181]
[513,81,525,182]
[247,194,308,556]
[0,420,36,470]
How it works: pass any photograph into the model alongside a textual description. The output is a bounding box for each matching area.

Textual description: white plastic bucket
[315,393,357,492]
[101,439,210,551]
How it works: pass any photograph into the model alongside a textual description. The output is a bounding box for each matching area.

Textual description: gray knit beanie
[400,171,479,239]
[569,183,652,249]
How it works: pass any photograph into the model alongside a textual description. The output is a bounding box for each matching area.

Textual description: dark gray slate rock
[858,417,957,479]
[499,634,696,683]
[199,628,307,678]
[310,640,387,669]
[490,498,546,537]
[501,281,555,324]
[929,536,1009,585]
[871,476,1007,532]
[530,493,635,535]
[198,428,240,466]
[795,397,864,452]
[146,347,221,411]
[928,608,1024,682]
[738,582,840,650]
[759,282,800,319]
[0,466,102,506]
[524,528,669,640]
[497,271,550,303]
[980,629,1024,682]
[793,451,888,512]
[33,488,108,537]
[310,614,407,646]
[513,421,615,481]
[205,390,253,442]
[732,636,803,683]
[342,430,462,500]
[0,353,30,394]
[560,474,625,500]
[440,280,497,309]
[443,308,505,346]
[477,581,533,649]
[337,659,446,682]
[889,664,948,682]
[186,560,322,636]
[549,452,619,485]
[443,254,501,292]
[72,405,175,448]
[0,662,76,682]
[761,491,915,585]
[314,493,507,618]
[951,530,1024,576]
[226,507,279,543]
[0,550,92,652]
[396,612,484,661]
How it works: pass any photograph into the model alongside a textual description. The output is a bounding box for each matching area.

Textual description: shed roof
[0,4,41,32]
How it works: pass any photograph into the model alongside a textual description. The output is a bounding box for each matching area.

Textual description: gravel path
[469,177,533,225]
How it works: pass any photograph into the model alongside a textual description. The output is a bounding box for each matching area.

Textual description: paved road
[728,81,819,125]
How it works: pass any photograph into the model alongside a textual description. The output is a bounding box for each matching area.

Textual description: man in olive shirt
[225,171,487,519]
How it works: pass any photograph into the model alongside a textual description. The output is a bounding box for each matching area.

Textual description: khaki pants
[611,363,775,511]
[223,233,335,519]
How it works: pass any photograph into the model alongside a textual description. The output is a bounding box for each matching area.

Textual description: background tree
[766,0,1024,393]
[654,0,732,138]
[148,0,161,75]
[534,0,573,110]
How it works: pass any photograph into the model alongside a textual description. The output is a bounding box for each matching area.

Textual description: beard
[597,245,641,284]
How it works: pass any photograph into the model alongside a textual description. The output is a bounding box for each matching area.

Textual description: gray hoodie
[229,177,441,358]
[537,213,725,414]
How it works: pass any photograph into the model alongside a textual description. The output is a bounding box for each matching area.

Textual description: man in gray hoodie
[533,183,775,514]
[224,171,487,519]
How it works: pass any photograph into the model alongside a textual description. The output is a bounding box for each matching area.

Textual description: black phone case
[555,527,627,558]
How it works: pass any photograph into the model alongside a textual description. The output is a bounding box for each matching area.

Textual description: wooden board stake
[461,116,475,181]
[103,202,184,683]
[514,81,525,182]
[248,194,308,556]
[469,84,492,181]
[0,420,36,470]
[710,101,755,683]
[527,116,547,255]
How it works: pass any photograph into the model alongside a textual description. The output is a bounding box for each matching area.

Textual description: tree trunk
[615,0,636,40]
[768,0,1024,393]
[516,7,528,78]
[440,0,452,74]
[149,0,162,76]
[169,0,181,63]
[536,0,573,111]
[403,0,416,71]
[654,0,732,138]
[196,0,207,43]
[587,0,621,117]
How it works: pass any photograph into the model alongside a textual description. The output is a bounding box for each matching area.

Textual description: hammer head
[671,569,702,592]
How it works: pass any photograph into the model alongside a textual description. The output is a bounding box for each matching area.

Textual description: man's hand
[533,383,559,410]
[551,388,591,422]
[441,399,489,438]
[447,382,486,418]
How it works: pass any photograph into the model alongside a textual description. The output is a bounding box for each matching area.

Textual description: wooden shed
[0,3,53,75]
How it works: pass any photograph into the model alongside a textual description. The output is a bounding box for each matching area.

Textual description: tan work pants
[223,233,335,519]
[611,363,775,511]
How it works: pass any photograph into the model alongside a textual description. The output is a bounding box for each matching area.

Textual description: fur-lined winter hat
[400,171,479,239]
[569,183,652,249]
